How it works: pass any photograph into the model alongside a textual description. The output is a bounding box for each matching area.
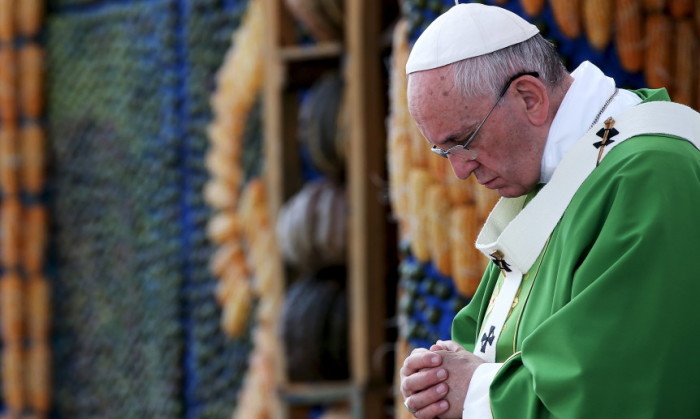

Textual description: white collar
[540,61,641,183]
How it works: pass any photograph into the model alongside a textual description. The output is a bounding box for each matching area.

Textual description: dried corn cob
[221,278,252,337]
[252,234,283,297]
[215,262,248,305]
[23,205,47,274]
[19,43,43,119]
[205,148,242,189]
[444,163,474,206]
[672,20,696,106]
[427,146,447,183]
[474,185,500,222]
[25,276,49,341]
[408,168,432,262]
[209,240,247,278]
[17,0,43,38]
[26,343,50,412]
[388,126,411,235]
[21,123,44,195]
[670,0,693,17]
[449,205,481,297]
[521,0,546,16]
[0,0,13,43]
[0,124,18,195]
[583,0,613,50]
[2,342,24,411]
[550,0,582,39]
[426,183,451,276]
[615,0,644,72]
[1,273,22,342]
[644,13,672,89]
[642,0,667,11]
[389,19,410,129]
[408,121,429,170]
[206,212,240,244]
[203,179,237,209]
[1,198,21,268]
[0,47,17,124]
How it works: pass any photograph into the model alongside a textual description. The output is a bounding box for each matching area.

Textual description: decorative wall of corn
[203,1,284,417]
[0,1,49,418]
[529,0,699,109]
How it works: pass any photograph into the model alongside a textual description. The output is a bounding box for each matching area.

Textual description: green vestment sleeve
[454,135,700,417]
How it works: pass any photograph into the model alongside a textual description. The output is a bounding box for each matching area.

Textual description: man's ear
[513,76,549,126]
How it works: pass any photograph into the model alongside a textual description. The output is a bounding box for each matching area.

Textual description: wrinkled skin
[407,65,558,197]
[400,341,485,419]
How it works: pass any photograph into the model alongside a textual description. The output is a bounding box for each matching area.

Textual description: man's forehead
[408,67,457,103]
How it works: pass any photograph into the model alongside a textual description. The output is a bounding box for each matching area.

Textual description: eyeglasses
[430,71,539,160]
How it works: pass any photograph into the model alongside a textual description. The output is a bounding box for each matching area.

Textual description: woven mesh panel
[46,1,253,418]
[179,1,256,417]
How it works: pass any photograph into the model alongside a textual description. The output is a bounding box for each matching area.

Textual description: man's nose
[448,157,478,179]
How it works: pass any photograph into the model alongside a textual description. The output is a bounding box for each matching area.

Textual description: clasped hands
[400,340,485,419]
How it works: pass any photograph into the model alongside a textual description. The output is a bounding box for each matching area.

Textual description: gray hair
[451,34,568,99]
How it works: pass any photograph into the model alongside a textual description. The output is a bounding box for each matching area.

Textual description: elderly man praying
[399,3,700,419]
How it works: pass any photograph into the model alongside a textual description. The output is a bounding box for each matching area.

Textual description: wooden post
[346,0,389,417]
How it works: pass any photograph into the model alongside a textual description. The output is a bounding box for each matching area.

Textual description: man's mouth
[479,178,498,189]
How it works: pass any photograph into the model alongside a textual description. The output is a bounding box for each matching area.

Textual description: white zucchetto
[406,3,539,74]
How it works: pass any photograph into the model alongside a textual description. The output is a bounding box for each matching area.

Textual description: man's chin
[494,185,531,198]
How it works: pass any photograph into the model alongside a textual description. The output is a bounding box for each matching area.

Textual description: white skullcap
[406,3,539,74]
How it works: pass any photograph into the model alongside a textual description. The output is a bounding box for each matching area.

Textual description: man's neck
[546,74,574,128]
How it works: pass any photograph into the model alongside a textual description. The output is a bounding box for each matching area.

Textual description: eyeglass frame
[430,71,540,159]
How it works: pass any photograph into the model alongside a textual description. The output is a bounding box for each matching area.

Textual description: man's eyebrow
[435,128,472,147]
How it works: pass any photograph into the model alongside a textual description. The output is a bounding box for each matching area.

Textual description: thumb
[433,340,463,352]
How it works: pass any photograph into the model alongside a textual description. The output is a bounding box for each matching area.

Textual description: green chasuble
[452,89,700,417]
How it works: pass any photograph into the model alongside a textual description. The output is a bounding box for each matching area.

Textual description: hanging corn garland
[204,1,284,417]
[0,0,49,417]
